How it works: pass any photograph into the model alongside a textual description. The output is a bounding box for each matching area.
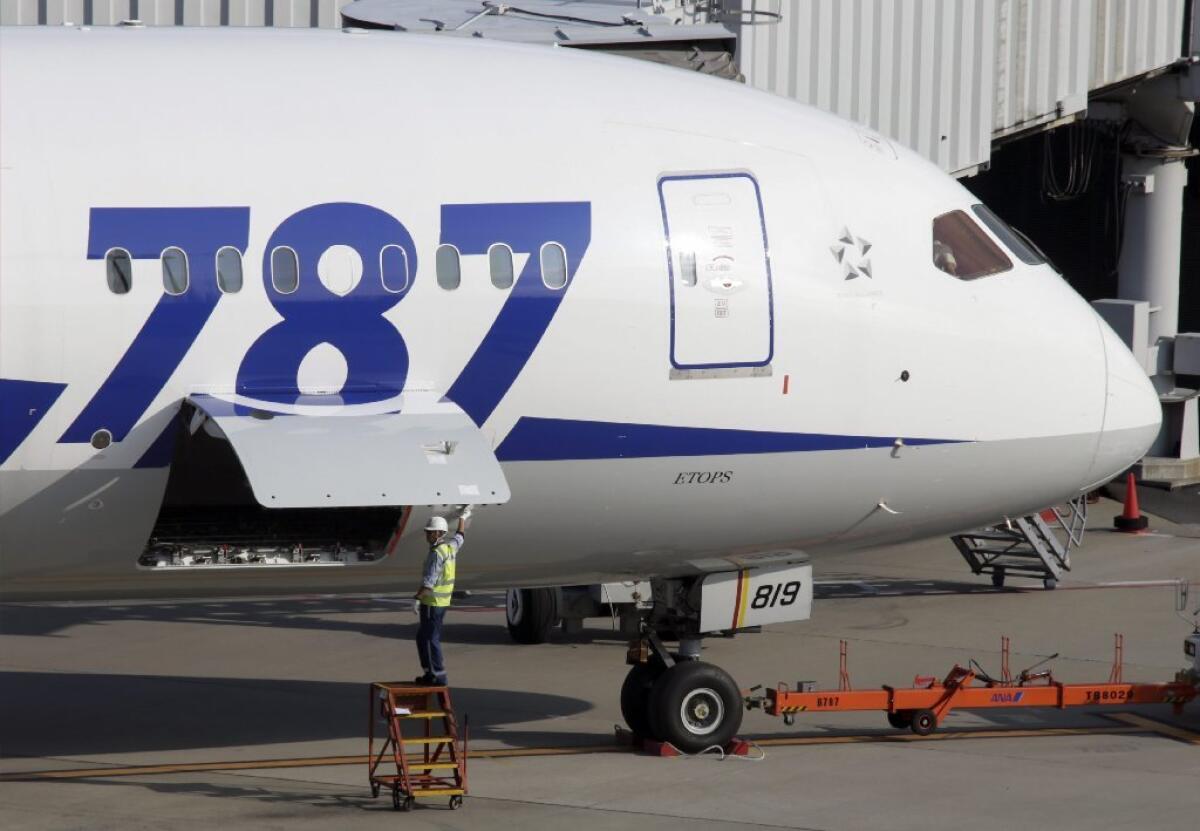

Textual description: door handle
[679,251,697,286]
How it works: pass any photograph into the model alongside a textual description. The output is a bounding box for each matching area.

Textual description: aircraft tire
[505,587,558,644]
[620,661,664,739]
[647,661,742,754]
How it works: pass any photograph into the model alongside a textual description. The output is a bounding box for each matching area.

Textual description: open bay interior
[139,411,406,570]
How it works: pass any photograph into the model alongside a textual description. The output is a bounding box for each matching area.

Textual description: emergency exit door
[659,172,774,370]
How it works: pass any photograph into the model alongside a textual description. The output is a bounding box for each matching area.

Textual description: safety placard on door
[659,172,775,371]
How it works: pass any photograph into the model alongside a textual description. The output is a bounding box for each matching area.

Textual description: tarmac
[2,496,1199,830]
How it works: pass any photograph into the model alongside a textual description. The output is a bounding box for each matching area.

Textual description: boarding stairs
[368,682,468,811]
[951,496,1088,589]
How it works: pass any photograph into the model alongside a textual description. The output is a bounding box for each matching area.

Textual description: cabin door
[659,172,773,371]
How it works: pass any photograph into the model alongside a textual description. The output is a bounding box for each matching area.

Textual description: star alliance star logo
[830,228,872,280]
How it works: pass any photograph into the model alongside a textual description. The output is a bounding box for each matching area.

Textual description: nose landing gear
[648,661,741,751]
[617,567,813,753]
[621,631,743,753]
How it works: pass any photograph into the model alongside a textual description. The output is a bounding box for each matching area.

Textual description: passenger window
[105,248,132,295]
[436,244,461,290]
[216,246,243,294]
[971,204,1046,266]
[931,210,1012,280]
[540,242,568,289]
[381,245,410,293]
[488,243,514,289]
[161,247,189,295]
[271,246,299,294]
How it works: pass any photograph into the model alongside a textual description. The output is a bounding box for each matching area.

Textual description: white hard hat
[424,516,449,533]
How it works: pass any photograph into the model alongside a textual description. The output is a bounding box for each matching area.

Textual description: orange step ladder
[368,682,468,811]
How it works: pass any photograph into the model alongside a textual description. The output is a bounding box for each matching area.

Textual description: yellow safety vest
[422,542,457,608]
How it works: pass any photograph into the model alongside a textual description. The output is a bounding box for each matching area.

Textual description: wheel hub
[506,589,523,624]
[679,687,724,736]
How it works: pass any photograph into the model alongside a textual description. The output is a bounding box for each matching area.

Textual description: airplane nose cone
[1086,317,1162,488]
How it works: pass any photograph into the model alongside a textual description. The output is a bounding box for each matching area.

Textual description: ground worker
[413,507,470,685]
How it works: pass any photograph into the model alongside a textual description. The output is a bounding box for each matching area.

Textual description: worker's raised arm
[456,505,473,536]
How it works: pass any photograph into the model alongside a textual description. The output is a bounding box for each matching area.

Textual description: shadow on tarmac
[0,600,638,653]
[0,597,501,639]
[1,576,1015,640]
[29,776,395,813]
[0,597,640,646]
[0,672,591,757]
[37,773,502,815]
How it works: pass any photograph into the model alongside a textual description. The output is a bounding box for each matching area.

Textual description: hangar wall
[0,0,353,26]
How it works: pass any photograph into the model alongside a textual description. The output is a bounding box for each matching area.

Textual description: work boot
[414,673,435,685]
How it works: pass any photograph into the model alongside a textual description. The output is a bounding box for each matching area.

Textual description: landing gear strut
[619,579,745,753]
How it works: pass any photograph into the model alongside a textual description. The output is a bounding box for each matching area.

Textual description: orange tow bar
[751,635,1199,736]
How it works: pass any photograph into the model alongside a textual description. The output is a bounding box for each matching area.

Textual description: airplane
[0,25,1161,752]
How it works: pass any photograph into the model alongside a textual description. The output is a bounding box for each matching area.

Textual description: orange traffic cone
[1113,472,1149,533]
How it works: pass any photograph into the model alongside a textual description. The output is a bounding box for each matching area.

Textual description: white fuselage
[0,27,1160,600]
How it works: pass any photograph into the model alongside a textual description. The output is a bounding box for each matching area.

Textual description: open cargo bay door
[185,394,511,509]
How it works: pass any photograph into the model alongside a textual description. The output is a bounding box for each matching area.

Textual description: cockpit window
[971,204,1045,266]
[931,210,1012,280]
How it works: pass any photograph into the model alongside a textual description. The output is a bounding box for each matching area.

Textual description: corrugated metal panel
[1091,0,1186,88]
[0,0,159,25]
[137,0,177,25]
[181,0,225,26]
[1,0,27,23]
[84,1,131,25]
[264,1,354,27]
[992,0,1091,139]
[1191,0,1199,56]
[26,0,121,25]
[0,0,40,24]
[737,0,996,176]
[0,0,353,26]
[225,1,270,26]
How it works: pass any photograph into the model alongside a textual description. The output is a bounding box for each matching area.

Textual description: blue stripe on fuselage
[0,379,67,466]
[495,417,965,462]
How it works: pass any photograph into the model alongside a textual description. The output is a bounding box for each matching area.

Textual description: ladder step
[408,762,458,770]
[401,737,455,745]
[395,711,447,719]
[373,769,460,782]
[409,788,465,797]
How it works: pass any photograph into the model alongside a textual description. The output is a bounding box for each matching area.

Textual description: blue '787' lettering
[61,207,249,443]
[60,201,591,446]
